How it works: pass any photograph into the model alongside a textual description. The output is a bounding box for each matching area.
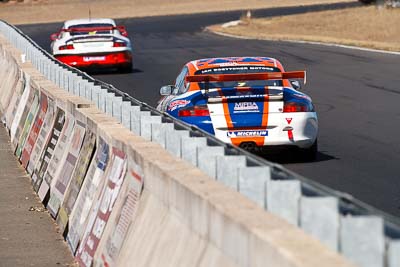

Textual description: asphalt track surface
[17,2,400,218]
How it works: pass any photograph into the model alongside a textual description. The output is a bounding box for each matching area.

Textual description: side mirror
[160,85,175,96]
[50,33,59,41]
[290,80,301,90]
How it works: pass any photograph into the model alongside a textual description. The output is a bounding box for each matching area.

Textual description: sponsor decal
[288,130,294,141]
[200,65,276,74]
[286,118,293,124]
[227,130,268,137]
[168,100,190,111]
[233,102,259,113]
[83,56,105,62]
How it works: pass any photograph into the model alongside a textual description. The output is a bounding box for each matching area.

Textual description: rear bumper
[214,113,318,149]
[54,51,132,69]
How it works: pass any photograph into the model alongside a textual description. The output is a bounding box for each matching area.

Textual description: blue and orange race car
[157,57,318,160]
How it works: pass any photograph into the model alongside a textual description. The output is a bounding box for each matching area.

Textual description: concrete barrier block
[105,92,115,116]
[238,166,270,208]
[66,96,92,115]
[131,108,149,135]
[151,122,174,148]
[208,202,250,266]
[98,89,107,112]
[81,81,89,98]
[165,127,190,158]
[267,179,301,225]
[216,155,247,190]
[197,146,225,178]
[91,86,101,107]
[63,72,69,91]
[121,101,132,129]
[55,69,62,88]
[181,136,207,166]
[340,216,384,267]
[140,115,162,141]
[85,82,93,100]
[300,196,339,251]
[73,80,81,96]
[67,74,76,94]
[127,139,177,207]
[88,84,99,100]
[79,80,86,97]
[77,108,121,132]
[167,169,214,239]
[112,96,123,122]
[388,239,400,267]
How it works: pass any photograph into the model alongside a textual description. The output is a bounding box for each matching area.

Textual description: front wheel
[298,139,318,161]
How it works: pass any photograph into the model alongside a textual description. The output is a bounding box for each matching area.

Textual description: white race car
[50,18,133,72]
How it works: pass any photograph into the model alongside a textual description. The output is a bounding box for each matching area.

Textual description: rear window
[68,23,114,36]
[194,65,283,88]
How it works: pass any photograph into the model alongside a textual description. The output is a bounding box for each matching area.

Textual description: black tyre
[358,0,376,4]
[118,63,133,73]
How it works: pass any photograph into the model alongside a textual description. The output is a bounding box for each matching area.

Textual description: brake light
[117,26,129,37]
[178,105,210,117]
[283,102,312,112]
[59,44,74,50]
[113,41,127,47]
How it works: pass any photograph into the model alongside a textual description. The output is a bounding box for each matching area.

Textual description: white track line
[206,27,400,56]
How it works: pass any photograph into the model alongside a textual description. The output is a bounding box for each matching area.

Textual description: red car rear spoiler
[186,71,306,84]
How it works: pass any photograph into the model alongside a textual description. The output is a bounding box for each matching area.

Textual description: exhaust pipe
[239,141,257,151]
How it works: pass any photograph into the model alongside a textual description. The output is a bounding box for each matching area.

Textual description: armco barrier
[0,20,399,267]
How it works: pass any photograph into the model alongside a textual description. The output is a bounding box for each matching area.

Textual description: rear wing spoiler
[60,25,128,37]
[185,71,306,84]
[207,93,283,103]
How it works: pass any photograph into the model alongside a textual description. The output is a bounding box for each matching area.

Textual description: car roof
[63,18,116,29]
[187,57,284,73]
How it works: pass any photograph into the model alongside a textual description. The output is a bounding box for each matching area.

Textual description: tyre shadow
[257,150,337,164]
[82,68,143,75]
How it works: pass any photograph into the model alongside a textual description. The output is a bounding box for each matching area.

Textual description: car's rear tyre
[358,0,375,4]
[118,63,133,73]
[298,139,318,161]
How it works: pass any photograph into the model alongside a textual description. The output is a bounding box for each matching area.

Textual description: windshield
[67,23,114,36]
[194,65,283,88]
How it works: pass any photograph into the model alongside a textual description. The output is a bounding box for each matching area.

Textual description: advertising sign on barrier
[76,147,127,267]
[15,85,40,158]
[26,97,55,175]
[32,107,65,192]
[38,112,75,202]
[67,136,109,254]
[47,119,86,218]
[57,129,96,234]
[12,78,36,151]
[20,92,48,168]
[10,72,30,145]
[3,69,24,128]
[0,56,19,110]
[95,155,144,267]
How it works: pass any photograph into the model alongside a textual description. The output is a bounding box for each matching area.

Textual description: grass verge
[208,6,400,52]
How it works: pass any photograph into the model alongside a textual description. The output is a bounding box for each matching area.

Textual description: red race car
[50,18,133,72]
